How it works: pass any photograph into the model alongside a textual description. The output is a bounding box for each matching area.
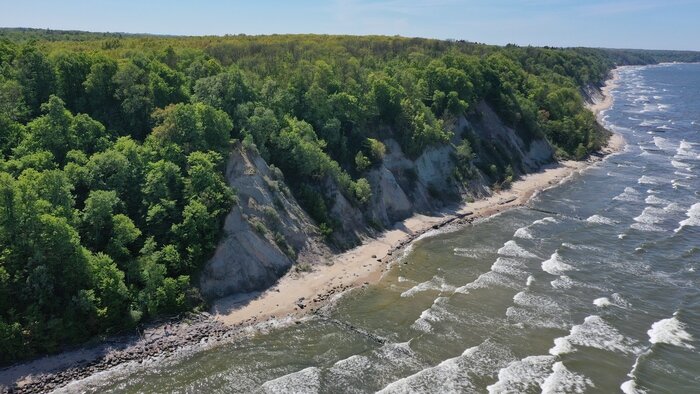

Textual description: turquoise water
[62,64,700,393]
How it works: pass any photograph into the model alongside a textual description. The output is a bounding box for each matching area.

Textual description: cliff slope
[200,102,555,300]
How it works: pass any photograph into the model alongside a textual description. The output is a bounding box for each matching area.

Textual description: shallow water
[61,64,700,393]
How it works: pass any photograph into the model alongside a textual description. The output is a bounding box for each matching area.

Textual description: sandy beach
[0,71,624,393]
[588,67,620,119]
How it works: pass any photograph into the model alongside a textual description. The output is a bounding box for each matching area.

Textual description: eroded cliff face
[199,145,331,299]
[200,102,555,300]
[472,101,555,173]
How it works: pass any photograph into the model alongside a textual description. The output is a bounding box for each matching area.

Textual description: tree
[0,78,28,121]
[15,45,55,116]
[81,190,121,251]
[370,74,404,123]
[184,151,234,215]
[53,51,93,114]
[172,200,217,268]
[87,252,130,329]
[71,113,112,155]
[151,102,232,154]
[22,95,74,164]
[149,60,188,108]
[112,60,153,138]
[242,106,279,159]
[0,115,24,158]
[83,56,119,128]
[143,160,184,241]
[192,68,255,128]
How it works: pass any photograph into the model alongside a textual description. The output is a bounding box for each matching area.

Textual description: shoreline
[587,67,620,121]
[212,67,625,327]
[0,72,624,393]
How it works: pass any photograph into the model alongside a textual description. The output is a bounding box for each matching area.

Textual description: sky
[1,0,699,51]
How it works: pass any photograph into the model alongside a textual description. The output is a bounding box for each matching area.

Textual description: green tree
[192,68,255,128]
[113,60,153,138]
[22,95,74,164]
[14,45,55,116]
[53,51,93,113]
[151,102,232,154]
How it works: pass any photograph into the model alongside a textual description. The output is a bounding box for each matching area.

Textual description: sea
[61,63,699,393]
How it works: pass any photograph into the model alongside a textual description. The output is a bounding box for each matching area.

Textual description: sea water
[61,64,700,393]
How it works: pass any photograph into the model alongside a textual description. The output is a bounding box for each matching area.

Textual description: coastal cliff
[200,101,556,300]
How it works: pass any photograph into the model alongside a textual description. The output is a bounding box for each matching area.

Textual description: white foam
[329,354,371,378]
[533,217,558,226]
[674,170,696,179]
[614,187,641,202]
[671,160,691,170]
[411,297,452,332]
[491,257,529,278]
[593,297,612,307]
[633,207,666,225]
[653,136,675,151]
[586,214,617,225]
[514,226,534,239]
[497,240,538,259]
[621,379,647,394]
[378,340,514,393]
[487,355,555,393]
[676,203,700,231]
[647,316,695,349]
[455,270,521,293]
[644,195,670,205]
[550,275,575,289]
[526,275,535,287]
[401,276,456,298]
[665,203,685,212]
[550,315,642,356]
[672,179,690,189]
[676,140,696,157]
[549,337,575,356]
[541,252,573,276]
[637,175,662,185]
[261,366,321,393]
[540,361,594,394]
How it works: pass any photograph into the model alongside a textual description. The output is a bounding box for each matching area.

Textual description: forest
[1,28,698,363]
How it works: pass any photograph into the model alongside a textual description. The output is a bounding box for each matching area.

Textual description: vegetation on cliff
[1,28,697,362]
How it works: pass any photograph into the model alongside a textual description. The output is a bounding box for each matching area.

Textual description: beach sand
[588,68,620,119]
